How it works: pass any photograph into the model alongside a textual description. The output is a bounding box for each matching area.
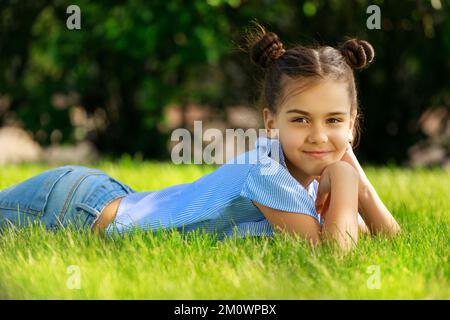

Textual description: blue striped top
[105,136,362,239]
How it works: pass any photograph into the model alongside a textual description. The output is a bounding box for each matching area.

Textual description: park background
[0,0,449,300]
[0,0,449,167]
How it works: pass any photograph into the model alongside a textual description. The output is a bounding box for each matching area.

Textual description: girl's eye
[328,118,342,124]
[291,118,342,124]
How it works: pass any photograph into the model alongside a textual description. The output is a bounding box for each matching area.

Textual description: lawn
[0,159,448,299]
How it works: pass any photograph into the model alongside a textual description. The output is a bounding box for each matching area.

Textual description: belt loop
[74,202,100,218]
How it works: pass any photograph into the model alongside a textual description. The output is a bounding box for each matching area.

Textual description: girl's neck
[284,155,316,190]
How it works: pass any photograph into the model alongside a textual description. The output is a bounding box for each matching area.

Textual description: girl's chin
[290,157,339,176]
[311,163,334,176]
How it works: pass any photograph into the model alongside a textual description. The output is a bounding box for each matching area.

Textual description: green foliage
[0,0,448,164]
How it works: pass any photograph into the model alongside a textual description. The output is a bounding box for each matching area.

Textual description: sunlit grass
[0,159,448,299]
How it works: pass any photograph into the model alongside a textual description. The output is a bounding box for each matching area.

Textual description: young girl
[0,24,400,252]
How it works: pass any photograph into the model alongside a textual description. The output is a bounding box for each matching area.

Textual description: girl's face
[263,78,356,188]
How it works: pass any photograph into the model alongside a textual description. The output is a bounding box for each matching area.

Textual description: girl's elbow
[307,233,322,247]
[387,219,402,237]
[374,221,402,238]
[391,222,402,237]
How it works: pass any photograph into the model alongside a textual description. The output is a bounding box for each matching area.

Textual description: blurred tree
[1,0,233,159]
[0,0,448,164]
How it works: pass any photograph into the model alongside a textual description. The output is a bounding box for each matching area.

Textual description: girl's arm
[358,181,401,237]
[252,200,322,246]
[340,143,401,237]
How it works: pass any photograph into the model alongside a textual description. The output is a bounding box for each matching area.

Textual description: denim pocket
[0,166,75,217]
[74,177,134,224]
[71,202,100,229]
[108,177,135,194]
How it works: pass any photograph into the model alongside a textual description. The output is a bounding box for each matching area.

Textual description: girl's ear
[348,112,357,144]
[349,110,356,127]
[349,111,357,131]
[263,108,277,135]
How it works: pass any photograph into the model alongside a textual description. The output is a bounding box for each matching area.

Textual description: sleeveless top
[105,136,330,239]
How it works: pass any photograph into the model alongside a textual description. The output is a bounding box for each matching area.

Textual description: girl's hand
[315,144,368,220]
[314,168,332,219]
[340,142,369,191]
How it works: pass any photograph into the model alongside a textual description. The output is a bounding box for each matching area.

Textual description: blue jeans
[0,165,136,231]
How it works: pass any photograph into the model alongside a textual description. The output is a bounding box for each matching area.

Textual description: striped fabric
[105,136,362,239]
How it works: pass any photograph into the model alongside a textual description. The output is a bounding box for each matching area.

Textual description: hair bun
[250,31,286,69]
[340,39,375,70]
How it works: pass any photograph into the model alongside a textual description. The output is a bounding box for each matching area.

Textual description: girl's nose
[307,130,328,144]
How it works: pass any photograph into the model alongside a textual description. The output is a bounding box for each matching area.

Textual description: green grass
[0,159,448,299]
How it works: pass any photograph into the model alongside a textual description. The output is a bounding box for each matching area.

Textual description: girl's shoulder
[215,135,317,197]
[239,136,320,222]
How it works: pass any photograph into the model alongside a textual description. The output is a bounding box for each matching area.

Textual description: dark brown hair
[241,22,375,149]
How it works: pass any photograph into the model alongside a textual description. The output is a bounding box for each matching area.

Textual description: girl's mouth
[303,151,330,159]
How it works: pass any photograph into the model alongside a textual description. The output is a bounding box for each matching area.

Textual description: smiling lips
[304,151,331,159]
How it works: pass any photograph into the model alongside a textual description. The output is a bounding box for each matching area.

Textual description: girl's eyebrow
[286,108,348,116]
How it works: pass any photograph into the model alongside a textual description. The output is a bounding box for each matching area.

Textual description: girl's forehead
[278,78,350,113]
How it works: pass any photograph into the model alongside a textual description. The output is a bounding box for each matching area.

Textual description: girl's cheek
[331,133,349,148]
